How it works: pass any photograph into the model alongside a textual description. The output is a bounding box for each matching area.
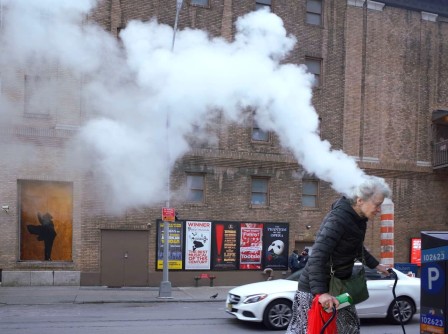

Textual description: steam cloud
[0,0,367,211]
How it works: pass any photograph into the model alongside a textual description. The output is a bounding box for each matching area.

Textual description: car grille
[228,293,241,304]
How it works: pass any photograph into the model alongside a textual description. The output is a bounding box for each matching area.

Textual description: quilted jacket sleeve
[307,212,344,295]
[363,245,380,269]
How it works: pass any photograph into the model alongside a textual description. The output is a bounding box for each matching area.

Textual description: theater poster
[19,180,73,261]
[410,237,421,266]
[212,222,239,270]
[185,221,212,270]
[239,222,263,270]
[156,220,183,270]
[264,223,289,269]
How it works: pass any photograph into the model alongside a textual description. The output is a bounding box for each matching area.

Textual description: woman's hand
[318,293,339,310]
[376,264,390,275]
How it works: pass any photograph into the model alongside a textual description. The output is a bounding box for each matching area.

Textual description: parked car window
[354,265,393,281]
[286,268,303,281]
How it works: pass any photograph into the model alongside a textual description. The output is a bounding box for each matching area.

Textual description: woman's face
[356,193,385,220]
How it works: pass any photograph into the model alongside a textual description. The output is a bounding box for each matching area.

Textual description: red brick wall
[1,0,448,286]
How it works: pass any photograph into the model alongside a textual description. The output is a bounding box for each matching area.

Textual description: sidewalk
[0,285,234,305]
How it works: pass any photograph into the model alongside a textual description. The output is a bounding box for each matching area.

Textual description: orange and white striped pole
[380,198,394,267]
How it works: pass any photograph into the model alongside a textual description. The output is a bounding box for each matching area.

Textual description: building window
[302,180,318,208]
[25,75,52,115]
[117,26,125,37]
[190,0,209,7]
[251,177,269,206]
[256,0,271,11]
[186,174,205,203]
[252,120,270,142]
[306,0,323,26]
[305,57,322,87]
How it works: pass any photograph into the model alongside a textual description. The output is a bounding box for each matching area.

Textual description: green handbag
[329,246,369,305]
[329,265,369,305]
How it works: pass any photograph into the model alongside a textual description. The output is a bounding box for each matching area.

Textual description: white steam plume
[0,0,367,211]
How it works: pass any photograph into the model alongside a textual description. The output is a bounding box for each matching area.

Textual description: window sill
[302,206,320,211]
[250,204,270,209]
[305,23,324,29]
[184,202,207,207]
[251,140,271,145]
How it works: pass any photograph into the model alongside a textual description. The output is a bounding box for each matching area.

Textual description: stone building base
[1,271,81,286]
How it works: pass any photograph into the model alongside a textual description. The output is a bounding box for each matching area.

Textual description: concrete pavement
[0,285,234,305]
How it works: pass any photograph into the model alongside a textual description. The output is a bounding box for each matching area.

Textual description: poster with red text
[185,221,212,270]
[239,223,263,270]
[410,237,421,266]
[212,222,239,270]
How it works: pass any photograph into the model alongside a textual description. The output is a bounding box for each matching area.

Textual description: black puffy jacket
[298,197,380,295]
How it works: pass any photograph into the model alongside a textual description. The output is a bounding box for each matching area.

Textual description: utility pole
[158,0,183,299]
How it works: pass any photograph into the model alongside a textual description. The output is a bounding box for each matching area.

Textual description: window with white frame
[256,0,271,11]
[305,57,322,87]
[186,174,205,203]
[306,0,323,25]
[302,179,318,208]
[251,177,269,206]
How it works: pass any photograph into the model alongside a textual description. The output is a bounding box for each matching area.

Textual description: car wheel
[387,296,415,325]
[262,299,293,330]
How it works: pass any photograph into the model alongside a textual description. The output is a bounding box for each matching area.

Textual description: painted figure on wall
[27,212,57,261]
[20,180,73,262]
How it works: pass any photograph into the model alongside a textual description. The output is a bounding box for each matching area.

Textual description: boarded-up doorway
[100,230,149,287]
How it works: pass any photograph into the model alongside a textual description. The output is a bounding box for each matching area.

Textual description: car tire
[262,299,293,330]
[386,296,415,325]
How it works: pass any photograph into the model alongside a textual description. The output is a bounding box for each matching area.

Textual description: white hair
[347,176,391,204]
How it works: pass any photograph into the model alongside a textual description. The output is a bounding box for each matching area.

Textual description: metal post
[158,0,183,298]
[158,101,173,298]
[0,0,3,30]
[158,218,172,298]
[171,0,184,51]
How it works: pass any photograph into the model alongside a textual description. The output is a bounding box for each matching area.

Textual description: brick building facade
[0,0,447,286]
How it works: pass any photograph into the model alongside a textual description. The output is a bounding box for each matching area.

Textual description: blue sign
[394,263,418,275]
[421,246,448,263]
[421,313,445,329]
[422,262,445,294]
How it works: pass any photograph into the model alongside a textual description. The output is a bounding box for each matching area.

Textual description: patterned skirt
[285,290,360,334]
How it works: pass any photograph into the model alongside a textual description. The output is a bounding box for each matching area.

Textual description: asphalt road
[0,301,420,334]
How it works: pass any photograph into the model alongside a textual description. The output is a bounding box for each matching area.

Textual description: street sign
[162,208,175,222]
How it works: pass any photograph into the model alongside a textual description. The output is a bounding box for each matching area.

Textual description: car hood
[229,279,298,296]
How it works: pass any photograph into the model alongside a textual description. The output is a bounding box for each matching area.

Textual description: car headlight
[243,294,268,304]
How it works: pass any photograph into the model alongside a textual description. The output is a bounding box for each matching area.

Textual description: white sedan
[226,266,420,330]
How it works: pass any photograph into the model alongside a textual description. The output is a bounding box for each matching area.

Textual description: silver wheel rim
[392,300,413,323]
[268,303,292,328]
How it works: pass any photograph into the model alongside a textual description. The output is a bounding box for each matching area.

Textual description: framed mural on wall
[19,180,73,262]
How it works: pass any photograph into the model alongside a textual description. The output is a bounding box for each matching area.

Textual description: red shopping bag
[306,295,337,334]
